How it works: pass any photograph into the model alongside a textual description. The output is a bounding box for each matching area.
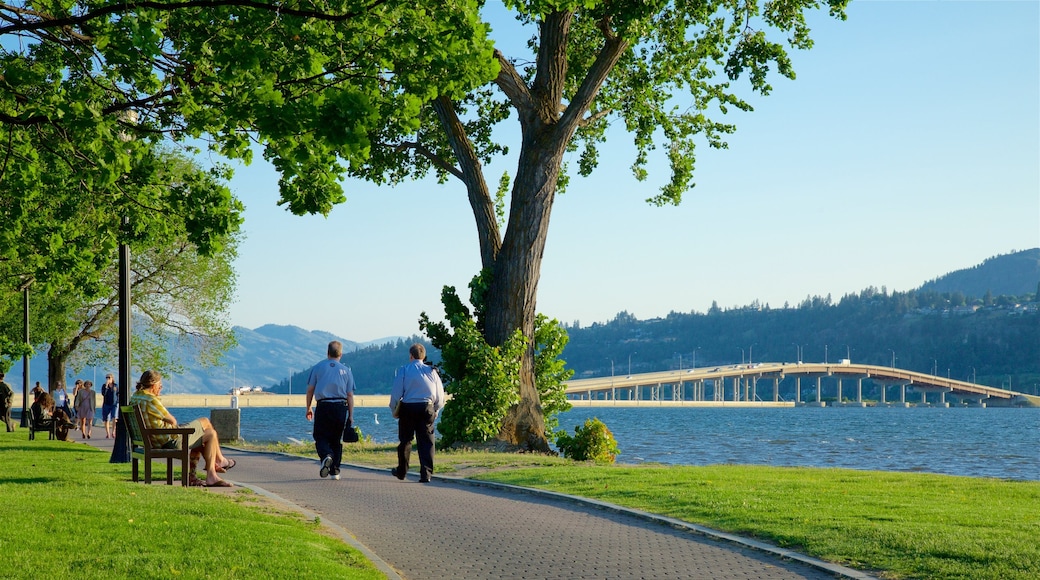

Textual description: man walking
[304,341,355,480]
[390,343,445,483]
[0,372,14,432]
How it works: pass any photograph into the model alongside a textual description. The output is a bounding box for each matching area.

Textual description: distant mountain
[8,325,401,395]
[164,325,365,394]
[10,249,1037,395]
[918,248,1039,298]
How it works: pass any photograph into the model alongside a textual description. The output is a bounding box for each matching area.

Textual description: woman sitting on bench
[129,370,236,487]
[31,392,76,440]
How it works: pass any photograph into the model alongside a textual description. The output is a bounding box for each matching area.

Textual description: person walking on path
[52,382,73,423]
[389,343,445,483]
[74,380,96,438]
[304,340,355,481]
[0,373,14,432]
[100,374,118,438]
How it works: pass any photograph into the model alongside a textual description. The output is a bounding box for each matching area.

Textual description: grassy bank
[0,434,382,580]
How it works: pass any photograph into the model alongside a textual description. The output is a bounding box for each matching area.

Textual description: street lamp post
[628,352,636,377]
[738,347,745,365]
[824,344,828,364]
[890,350,896,368]
[793,344,803,364]
[110,216,133,464]
[18,279,31,427]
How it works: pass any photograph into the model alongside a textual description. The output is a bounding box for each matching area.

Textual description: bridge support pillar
[836,377,843,405]
[773,378,779,402]
[795,377,802,405]
[900,384,906,404]
[815,376,822,404]
[880,382,887,404]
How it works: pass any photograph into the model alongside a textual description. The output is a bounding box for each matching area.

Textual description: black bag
[342,419,360,443]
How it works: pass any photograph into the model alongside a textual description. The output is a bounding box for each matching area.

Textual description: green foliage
[420,272,573,447]
[421,280,525,448]
[0,148,240,385]
[554,417,619,464]
[533,313,573,434]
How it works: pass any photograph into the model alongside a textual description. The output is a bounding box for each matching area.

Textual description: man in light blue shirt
[305,341,355,480]
[389,343,445,483]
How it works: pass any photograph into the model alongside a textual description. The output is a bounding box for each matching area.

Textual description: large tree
[0,142,240,387]
[363,1,849,448]
[0,1,849,449]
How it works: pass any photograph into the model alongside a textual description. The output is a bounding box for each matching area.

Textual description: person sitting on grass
[129,370,236,487]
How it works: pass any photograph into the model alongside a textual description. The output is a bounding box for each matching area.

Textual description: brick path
[84,438,873,579]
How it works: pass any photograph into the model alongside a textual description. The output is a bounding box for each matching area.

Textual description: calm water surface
[170,406,1040,481]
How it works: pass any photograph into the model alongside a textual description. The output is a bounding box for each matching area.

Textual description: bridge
[565,362,1040,407]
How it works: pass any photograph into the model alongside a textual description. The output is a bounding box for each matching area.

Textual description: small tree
[556,418,619,464]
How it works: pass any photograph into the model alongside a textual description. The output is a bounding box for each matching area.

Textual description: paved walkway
[83,437,873,579]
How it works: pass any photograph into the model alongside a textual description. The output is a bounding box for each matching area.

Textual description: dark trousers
[1,405,12,432]
[397,402,436,481]
[313,401,347,473]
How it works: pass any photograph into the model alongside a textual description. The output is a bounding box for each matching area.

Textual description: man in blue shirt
[305,341,355,480]
[389,343,445,483]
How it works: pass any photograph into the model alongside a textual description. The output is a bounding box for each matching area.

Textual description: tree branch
[430,95,501,267]
[0,0,391,36]
[393,140,463,181]
[557,16,628,139]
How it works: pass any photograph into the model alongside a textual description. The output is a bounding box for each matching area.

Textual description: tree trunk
[47,342,69,392]
[485,128,569,451]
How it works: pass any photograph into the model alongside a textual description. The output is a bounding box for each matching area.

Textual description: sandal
[204,480,233,488]
[187,474,205,487]
[216,458,236,473]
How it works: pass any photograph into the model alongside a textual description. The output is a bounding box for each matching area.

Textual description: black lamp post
[18,279,31,427]
[110,216,132,463]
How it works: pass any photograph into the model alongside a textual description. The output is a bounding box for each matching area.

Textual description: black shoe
[391,467,406,480]
[419,478,431,483]
[319,456,332,478]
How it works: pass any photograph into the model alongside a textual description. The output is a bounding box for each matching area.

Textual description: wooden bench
[121,404,194,486]
[28,405,56,440]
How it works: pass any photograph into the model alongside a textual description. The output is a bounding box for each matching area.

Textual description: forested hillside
[561,289,1038,393]
[919,248,1039,297]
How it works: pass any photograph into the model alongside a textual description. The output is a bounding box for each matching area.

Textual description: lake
[169,405,1040,481]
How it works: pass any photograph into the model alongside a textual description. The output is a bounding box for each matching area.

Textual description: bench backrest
[120,405,147,449]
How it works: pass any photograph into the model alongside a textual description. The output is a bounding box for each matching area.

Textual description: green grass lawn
[0,433,382,580]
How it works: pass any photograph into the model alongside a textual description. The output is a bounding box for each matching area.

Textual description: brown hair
[136,370,162,391]
[409,343,426,361]
[327,341,343,358]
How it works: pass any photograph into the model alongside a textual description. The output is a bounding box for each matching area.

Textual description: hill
[918,248,1039,297]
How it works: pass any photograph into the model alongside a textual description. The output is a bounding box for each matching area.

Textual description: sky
[224,0,1040,343]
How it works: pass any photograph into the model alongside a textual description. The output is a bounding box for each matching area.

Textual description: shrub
[555,418,619,464]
